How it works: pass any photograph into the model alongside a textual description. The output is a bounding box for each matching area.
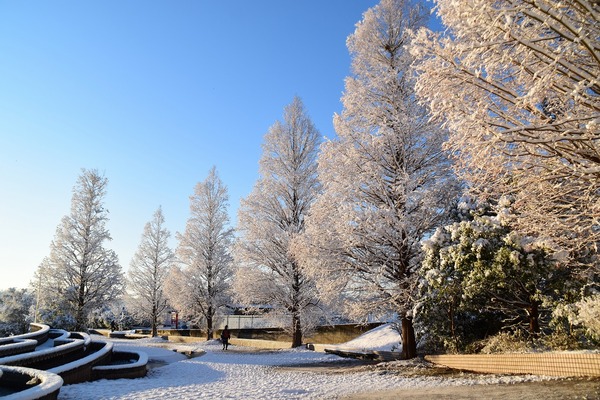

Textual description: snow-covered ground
[325,324,402,352]
[58,325,546,399]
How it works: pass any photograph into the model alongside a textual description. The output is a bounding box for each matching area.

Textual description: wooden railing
[425,353,600,378]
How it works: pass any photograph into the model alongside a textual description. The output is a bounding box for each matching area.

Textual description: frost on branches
[233,97,322,348]
[411,0,600,272]
[33,169,124,331]
[0,288,34,336]
[294,0,459,359]
[166,167,234,340]
[417,197,573,352]
[571,295,600,341]
[127,207,174,337]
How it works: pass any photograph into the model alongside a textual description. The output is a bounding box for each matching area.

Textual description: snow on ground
[326,324,402,352]
[57,326,546,400]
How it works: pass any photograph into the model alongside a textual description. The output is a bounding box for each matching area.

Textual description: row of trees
[19,0,598,357]
[30,167,233,339]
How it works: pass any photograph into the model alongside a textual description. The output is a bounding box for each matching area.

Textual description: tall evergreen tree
[167,167,233,340]
[233,97,322,347]
[127,207,174,337]
[294,0,458,359]
[35,169,123,331]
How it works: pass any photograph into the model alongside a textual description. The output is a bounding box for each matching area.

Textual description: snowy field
[58,325,547,400]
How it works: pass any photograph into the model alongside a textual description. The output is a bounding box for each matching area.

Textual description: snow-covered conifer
[127,207,174,337]
[167,167,234,340]
[294,0,459,359]
[34,169,123,330]
[233,97,322,347]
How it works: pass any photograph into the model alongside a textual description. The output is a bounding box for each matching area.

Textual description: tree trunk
[401,316,417,359]
[151,303,158,337]
[291,310,303,347]
[448,305,458,350]
[206,309,214,341]
[76,280,86,331]
[529,301,540,336]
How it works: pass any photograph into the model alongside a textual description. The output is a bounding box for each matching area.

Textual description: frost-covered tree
[0,288,34,336]
[572,295,600,342]
[234,97,322,347]
[34,169,123,331]
[293,0,458,359]
[127,207,174,337]
[553,292,600,345]
[167,167,233,340]
[417,197,571,351]
[411,0,600,272]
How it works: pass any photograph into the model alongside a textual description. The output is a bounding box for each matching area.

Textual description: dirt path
[343,378,600,400]
[144,340,600,399]
[277,358,600,400]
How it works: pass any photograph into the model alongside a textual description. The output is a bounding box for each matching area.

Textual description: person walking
[221,325,231,350]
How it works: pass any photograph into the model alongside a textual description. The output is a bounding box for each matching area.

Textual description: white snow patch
[328,323,402,352]
[57,328,547,399]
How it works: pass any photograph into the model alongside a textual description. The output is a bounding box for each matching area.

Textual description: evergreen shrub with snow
[416,198,578,353]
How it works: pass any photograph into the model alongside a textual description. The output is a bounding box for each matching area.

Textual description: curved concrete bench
[0,339,38,358]
[26,324,51,343]
[48,341,113,385]
[66,332,91,349]
[0,339,85,369]
[1,326,149,387]
[47,330,69,343]
[0,365,63,400]
[92,350,148,380]
[0,324,51,348]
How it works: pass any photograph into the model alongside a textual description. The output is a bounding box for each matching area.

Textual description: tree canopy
[412,0,600,272]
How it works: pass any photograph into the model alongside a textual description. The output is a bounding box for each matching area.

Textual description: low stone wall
[305,323,383,345]
[425,353,600,378]
[164,335,205,343]
[229,338,294,349]
[158,329,206,338]
[157,323,382,344]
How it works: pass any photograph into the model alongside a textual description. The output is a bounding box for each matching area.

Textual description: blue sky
[0,1,439,290]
